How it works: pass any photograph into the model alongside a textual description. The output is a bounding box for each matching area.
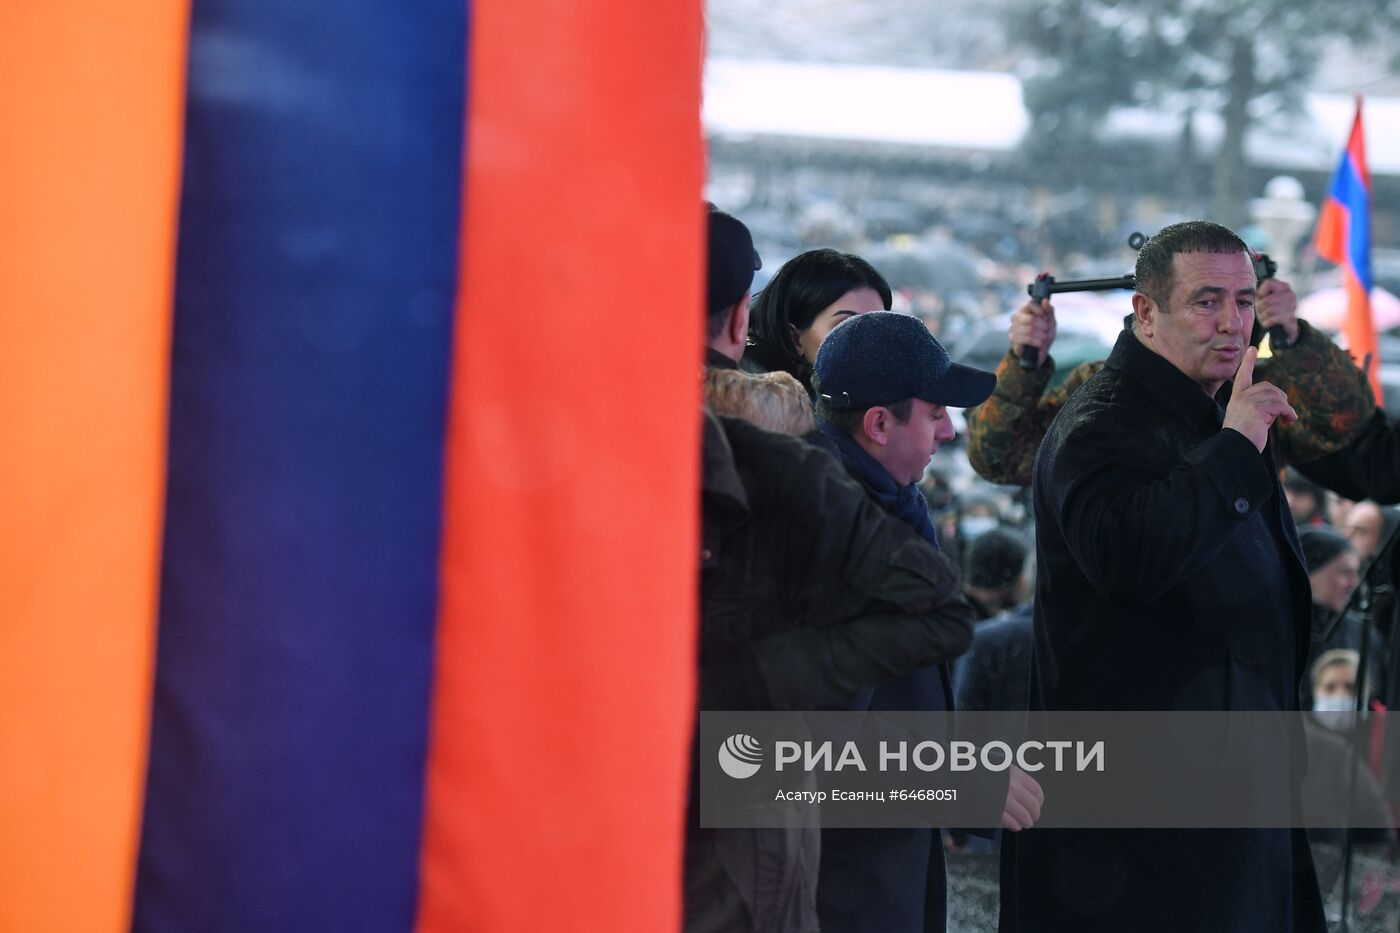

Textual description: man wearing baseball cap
[705,202,761,370]
[811,310,996,526]
[807,311,1042,933]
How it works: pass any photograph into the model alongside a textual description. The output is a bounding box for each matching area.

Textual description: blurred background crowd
[701,2,1400,926]
[702,0,1400,633]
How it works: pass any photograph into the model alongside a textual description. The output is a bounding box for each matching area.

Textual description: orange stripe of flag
[0,4,188,930]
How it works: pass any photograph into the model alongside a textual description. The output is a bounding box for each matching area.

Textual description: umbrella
[951,314,1113,388]
[1041,290,1133,345]
[863,239,985,293]
[1298,286,1400,332]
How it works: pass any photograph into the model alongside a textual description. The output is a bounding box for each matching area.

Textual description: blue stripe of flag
[1327,154,1373,290]
[132,2,467,930]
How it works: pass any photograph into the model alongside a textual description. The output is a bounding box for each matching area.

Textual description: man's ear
[861,406,890,446]
[728,294,751,347]
[1131,292,1156,339]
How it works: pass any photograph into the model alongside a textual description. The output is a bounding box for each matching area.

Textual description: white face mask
[1313,694,1358,731]
[960,516,998,540]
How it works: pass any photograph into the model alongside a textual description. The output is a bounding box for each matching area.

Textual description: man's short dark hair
[1134,221,1249,310]
[812,370,911,433]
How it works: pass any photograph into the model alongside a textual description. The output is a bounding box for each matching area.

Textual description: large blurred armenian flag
[0,2,703,931]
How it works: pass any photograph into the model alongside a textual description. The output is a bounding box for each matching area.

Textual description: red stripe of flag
[416,0,704,929]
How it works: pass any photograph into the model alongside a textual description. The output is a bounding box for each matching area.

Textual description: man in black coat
[805,312,1043,933]
[1002,222,1326,932]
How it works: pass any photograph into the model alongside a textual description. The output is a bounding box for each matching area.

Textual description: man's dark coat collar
[1103,328,1230,433]
[705,347,740,371]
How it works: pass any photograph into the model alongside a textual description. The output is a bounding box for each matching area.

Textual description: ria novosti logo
[717,733,763,779]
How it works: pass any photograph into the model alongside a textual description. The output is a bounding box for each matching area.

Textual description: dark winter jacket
[804,422,959,933]
[686,412,975,933]
[1000,329,1325,933]
[954,603,1034,714]
[698,413,973,712]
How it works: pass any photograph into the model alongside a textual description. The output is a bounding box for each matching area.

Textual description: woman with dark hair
[743,248,893,390]
[1300,526,1384,703]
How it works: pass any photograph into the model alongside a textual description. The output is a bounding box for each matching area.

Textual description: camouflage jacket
[965,320,1375,487]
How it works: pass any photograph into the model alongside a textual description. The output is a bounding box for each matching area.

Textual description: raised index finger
[1234,345,1257,391]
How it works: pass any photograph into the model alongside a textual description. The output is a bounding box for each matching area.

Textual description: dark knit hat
[965,527,1029,589]
[1298,526,1354,572]
[814,311,995,410]
[707,204,761,316]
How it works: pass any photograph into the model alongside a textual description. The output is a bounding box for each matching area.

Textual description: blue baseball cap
[814,311,995,410]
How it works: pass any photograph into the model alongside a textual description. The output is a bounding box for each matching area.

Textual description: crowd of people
[690,203,1400,932]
